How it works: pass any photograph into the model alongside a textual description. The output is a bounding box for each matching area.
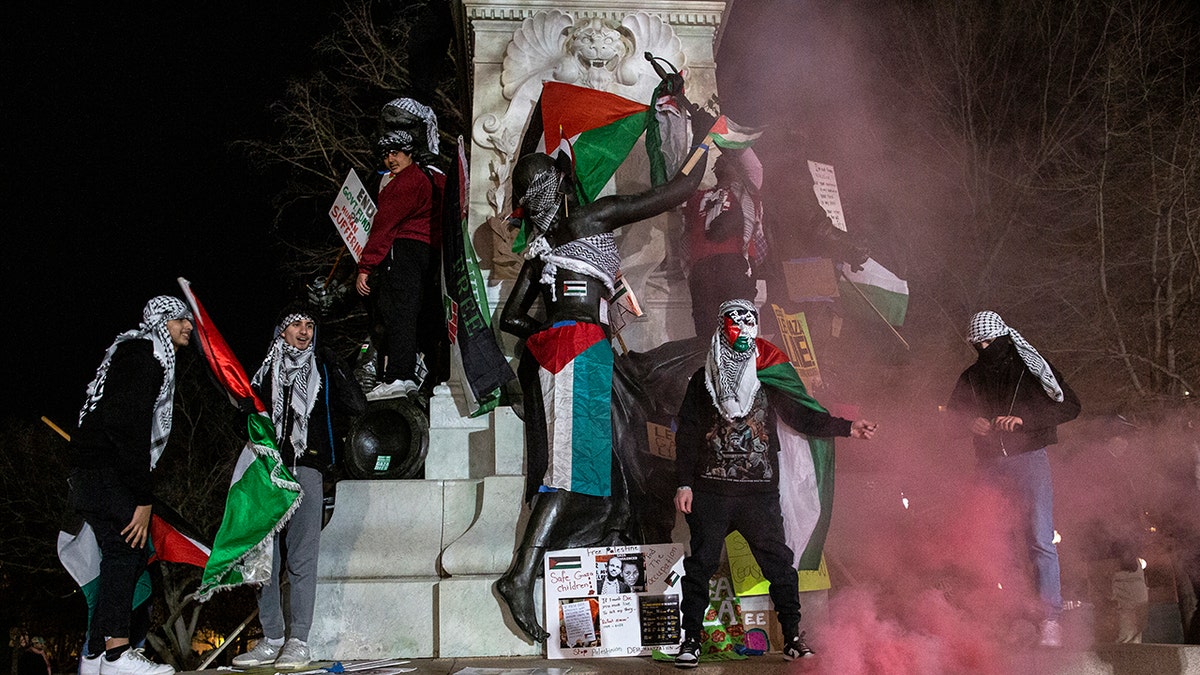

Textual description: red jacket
[358,163,444,274]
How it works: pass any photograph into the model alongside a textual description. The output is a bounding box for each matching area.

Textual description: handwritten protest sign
[545,544,686,659]
[328,169,376,261]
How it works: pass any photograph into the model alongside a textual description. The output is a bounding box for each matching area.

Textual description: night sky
[1,3,342,424]
[0,1,854,427]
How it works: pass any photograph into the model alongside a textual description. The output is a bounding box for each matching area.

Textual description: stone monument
[309,0,726,658]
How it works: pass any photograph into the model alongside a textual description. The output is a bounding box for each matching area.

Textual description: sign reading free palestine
[328,169,376,262]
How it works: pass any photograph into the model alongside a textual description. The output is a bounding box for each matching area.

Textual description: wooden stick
[41,416,71,441]
[197,608,258,670]
[680,143,709,175]
[324,248,347,288]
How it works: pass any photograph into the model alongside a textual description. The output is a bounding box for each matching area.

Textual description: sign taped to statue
[544,543,686,659]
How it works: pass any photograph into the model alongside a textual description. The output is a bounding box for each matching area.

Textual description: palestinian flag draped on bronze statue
[441,137,515,416]
[178,278,301,601]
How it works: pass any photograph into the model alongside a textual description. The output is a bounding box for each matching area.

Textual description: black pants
[376,238,435,382]
[680,490,801,636]
[70,468,149,654]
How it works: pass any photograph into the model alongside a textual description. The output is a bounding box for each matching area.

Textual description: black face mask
[974,334,1015,367]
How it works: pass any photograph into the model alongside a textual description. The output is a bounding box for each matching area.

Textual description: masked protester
[946,310,1080,648]
[232,309,366,670]
[71,296,193,675]
[673,299,877,667]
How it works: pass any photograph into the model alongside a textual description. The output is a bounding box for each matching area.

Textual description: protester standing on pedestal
[231,308,365,670]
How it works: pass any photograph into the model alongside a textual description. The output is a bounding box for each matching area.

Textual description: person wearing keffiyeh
[233,309,365,670]
[356,96,447,401]
[69,296,193,675]
[946,310,1081,648]
[672,299,876,666]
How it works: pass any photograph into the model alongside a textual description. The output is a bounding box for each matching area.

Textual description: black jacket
[947,336,1081,460]
[253,345,366,473]
[72,339,164,505]
[676,366,852,495]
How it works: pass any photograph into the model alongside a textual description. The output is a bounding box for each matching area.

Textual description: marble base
[310,578,438,659]
[437,576,544,657]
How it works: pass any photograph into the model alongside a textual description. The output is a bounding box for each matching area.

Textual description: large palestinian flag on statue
[520,81,651,203]
[177,278,301,601]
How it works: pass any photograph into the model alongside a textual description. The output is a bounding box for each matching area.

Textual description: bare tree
[885,0,1200,410]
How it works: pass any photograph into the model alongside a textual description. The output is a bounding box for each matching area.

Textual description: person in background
[947,310,1081,648]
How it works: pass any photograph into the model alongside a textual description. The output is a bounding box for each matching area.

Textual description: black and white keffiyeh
[79,296,192,469]
[251,313,321,460]
[967,310,1064,402]
[541,233,620,300]
[704,299,761,421]
[380,97,439,155]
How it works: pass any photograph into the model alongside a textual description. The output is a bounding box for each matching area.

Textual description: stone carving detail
[472,10,686,220]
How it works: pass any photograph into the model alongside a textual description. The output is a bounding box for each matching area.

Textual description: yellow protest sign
[725,530,831,595]
[770,304,821,389]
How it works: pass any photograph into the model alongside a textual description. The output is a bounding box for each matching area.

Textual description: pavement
[191,643,1200,675]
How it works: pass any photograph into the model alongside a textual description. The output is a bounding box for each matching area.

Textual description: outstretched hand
[850,420,878,440]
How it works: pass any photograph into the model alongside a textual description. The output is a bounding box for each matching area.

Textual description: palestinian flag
[837,258,910,327]
[521,81,650,203]
[58,513,210,631]
[524,321,613,497]
[706,115,763,150]
[177,278,301,601]
[441,137,515,417]
[744,338,836,571]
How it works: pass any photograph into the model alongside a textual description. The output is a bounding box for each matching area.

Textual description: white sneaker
[230,639,283,667]
[80,654,102,675]
[366,380,417,401]
[273,639,311,670]
[1039,619,1063,648]
[99,649,174,675]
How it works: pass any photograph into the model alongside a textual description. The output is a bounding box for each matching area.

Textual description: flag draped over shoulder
[837,258,909,327]
[521,81,650,203]
[755,339,835,571]
[441,138,515,416]
[177,278,301,601]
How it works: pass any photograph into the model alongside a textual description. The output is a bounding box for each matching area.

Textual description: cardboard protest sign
[770,304,821,390]
[545,544,686,659]
[328,168,376,261]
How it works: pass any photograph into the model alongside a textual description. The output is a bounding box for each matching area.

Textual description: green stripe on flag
[573,114,651,203]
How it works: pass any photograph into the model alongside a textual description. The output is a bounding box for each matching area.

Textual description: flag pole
[41,416,71,441]
[836,267,910,350]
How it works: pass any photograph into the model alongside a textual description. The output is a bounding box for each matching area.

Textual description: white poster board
[544,543,686,659]
[806,160,847,232]
[328,168,376,261]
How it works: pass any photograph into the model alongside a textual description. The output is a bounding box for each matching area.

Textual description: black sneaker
[675,635,702,668]
[783,631,815,660]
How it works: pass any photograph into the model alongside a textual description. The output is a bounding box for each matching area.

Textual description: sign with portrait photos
[544,543,686,659]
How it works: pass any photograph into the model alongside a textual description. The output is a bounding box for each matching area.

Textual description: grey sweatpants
[257,465,323,642]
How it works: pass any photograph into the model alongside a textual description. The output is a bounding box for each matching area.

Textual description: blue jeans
[980,448,1062,620]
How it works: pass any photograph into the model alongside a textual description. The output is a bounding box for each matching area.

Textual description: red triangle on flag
[539,82,648,151]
